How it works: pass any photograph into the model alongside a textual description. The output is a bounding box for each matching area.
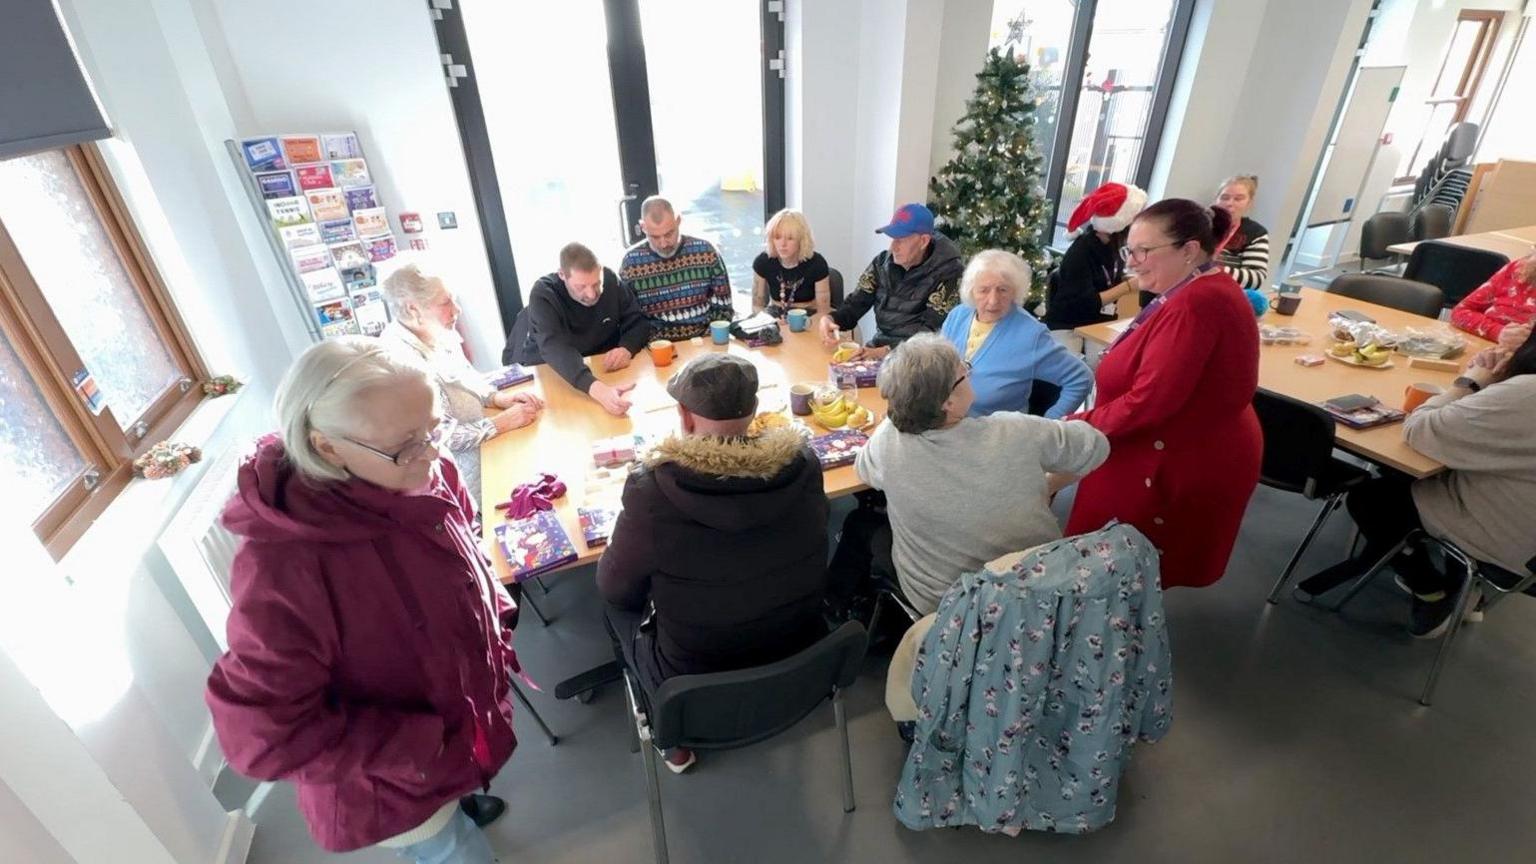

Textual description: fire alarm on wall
[400,212,424,233]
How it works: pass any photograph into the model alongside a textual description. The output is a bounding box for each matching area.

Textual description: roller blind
[0,0,110,159]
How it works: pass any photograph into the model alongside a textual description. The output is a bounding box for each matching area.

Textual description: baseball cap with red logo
[875,203,936,238]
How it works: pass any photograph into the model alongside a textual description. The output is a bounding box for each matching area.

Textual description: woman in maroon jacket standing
[1066,199,1262,589]
[206,338,515,862]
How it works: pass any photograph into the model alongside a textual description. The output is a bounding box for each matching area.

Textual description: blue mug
[709,320,731,345]
[787,309,808,332]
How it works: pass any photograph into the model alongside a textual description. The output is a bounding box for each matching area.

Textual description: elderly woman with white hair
[205,338,517,862]
[938,249,1092,418]
[829,334,1110,615]
[379,262,543,500]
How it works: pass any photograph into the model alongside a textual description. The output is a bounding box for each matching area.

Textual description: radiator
[157,443,245,651]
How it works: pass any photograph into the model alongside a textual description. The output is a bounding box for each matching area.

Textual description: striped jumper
[1217,217,1270,291]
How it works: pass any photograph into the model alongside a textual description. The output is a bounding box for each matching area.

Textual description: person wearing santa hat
[1044,183,1146,353]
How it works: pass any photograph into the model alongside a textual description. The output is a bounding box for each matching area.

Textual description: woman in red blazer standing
[1066,199,1262,588]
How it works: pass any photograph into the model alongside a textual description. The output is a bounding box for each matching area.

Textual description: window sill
[59,387,255,582]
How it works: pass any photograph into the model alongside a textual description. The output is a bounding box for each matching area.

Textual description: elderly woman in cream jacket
[378,263,543,500]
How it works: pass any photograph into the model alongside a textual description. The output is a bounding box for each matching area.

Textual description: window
[0,144,205,557]
[1399,10,1502,182]
[992,0,1195,247]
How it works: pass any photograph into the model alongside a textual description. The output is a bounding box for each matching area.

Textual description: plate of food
[1325,340,1394,369]
[746,410,792,437]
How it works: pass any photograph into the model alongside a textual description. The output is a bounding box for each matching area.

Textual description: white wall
[1,509,231,864]
[928,0,996,180]
[1150,0,1373,282]
[791,0,864,278]
[206,0,506,366]
[0,778,74,864]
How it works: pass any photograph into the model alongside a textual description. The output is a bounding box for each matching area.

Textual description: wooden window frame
[0,142,208,558]
[1397,10,1503,183]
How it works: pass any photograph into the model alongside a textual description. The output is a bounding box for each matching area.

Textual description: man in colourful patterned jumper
[620,196,734,340]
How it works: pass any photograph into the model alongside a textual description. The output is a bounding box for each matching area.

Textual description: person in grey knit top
[852,334,1110,614]
[1298,330,1536,637]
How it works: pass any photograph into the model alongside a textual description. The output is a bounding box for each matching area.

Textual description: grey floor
[246,485,1536,864]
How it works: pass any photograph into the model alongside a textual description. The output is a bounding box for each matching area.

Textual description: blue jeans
[391,810,498,864]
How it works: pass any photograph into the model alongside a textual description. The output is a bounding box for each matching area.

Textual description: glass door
[451,0,780,312]
[461,0,629,294]
[637,0,765,307]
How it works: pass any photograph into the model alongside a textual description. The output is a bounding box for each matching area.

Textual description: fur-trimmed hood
[638,427,820,533]
[644,426,806,479]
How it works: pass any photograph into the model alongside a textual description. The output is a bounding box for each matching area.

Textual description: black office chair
[1410,204,1454,242]
[1359,211,1411,271]
[1327,273,1445,318]
[828,267,845,309]
[501,307,532,366]
[1402,240,1507,308]
[1253,390,1372,603]
[622,621,868,864]
[1027,379,1062,417]
[1332,537,1536,706]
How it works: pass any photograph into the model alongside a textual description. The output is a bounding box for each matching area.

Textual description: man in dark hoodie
[817,202,965,357]
[503,241,651,416]
[597,352,829,773]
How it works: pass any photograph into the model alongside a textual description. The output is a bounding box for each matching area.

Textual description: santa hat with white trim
[1065,183,1148,234]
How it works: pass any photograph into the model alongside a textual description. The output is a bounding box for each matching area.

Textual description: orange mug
[1403,382,1442,413]
[648,339,675,367]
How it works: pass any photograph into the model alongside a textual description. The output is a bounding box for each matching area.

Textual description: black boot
[459,794,506,828]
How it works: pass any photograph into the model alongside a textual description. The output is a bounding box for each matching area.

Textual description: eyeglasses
[952,360,972,392]
[1119,241,1182,264]
[341,418,452,466]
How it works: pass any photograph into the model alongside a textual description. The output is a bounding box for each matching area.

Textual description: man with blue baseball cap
[818,203,965,357]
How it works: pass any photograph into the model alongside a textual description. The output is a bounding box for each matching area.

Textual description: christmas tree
[928,44,1050,304]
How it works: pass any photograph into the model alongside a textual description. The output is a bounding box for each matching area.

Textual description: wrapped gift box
[591,435,638,468]
[809,428,869,469]
[495,510,577,582]
[577,506,619,547]
[488,364,534,389]
[829,358,883,388]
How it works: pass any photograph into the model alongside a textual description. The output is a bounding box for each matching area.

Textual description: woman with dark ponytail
[1063,199,1263,589]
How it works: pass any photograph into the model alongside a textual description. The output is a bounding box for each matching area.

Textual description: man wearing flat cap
[597,352,831,773]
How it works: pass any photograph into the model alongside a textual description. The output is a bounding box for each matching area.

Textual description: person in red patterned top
[1451,252,1536,350]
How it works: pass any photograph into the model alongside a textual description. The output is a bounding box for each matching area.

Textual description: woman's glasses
[1119,241,1181,264]
[342,419,452,466]
[952,360,973,393]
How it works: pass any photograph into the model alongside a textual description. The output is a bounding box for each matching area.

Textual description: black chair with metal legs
[1253,390,1372,603]
[1402,240,1508,308]
[1330,533,1536,706]
[828,267,844,309]
[621,621,868,864]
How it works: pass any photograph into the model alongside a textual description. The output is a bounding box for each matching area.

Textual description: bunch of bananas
[1328,340,1391,367]
[811,391,872,429]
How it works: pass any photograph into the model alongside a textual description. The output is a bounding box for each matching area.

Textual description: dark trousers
[1302,472,1454,596]
[827,506,896,602]
[604,605,664,710]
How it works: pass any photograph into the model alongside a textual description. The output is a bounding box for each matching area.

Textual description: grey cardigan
[1405,375,1536,575]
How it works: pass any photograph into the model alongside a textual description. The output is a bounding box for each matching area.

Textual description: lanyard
[1106,263,1214,353]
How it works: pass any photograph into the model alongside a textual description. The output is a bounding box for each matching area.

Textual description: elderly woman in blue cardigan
[939,250,1093,418]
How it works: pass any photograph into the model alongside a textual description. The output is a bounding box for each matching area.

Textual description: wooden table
[1386,223,1536,258]
[479,329,883,582]
[1074,287,1492,479]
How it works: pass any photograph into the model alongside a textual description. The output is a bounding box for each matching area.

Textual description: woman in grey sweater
[848,334,1110,614]
[1298,330,1536,637]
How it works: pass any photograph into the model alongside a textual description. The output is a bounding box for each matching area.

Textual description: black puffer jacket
[597,427,829,680]
[832,232,966,345]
